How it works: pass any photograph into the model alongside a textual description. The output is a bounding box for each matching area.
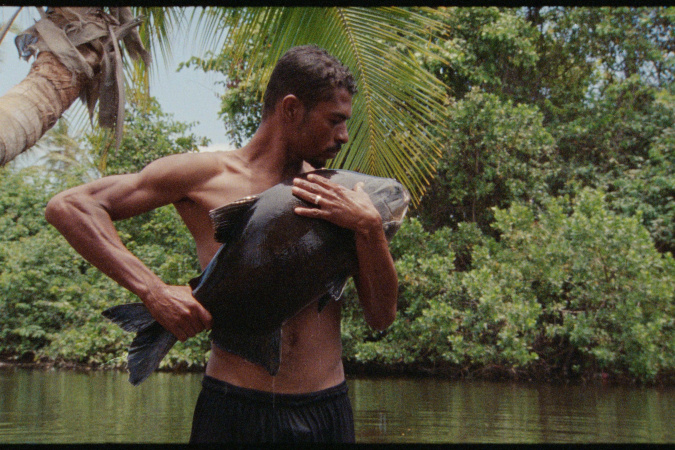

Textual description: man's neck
[237,120,308,181]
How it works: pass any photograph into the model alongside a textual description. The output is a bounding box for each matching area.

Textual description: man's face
[293,88,352,168]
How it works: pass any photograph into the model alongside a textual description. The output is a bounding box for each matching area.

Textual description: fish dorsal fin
[209,195,259,244]
[318,273,350,312]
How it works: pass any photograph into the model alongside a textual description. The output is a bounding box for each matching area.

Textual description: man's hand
[291,173,382,235]
[144,285,213,342]
[292,172,398,331]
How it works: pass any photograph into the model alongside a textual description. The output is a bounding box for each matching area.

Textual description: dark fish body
[103,169,410,385]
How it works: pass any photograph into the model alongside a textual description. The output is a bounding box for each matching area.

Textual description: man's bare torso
[173,149,345,394]
[45,81,396,399]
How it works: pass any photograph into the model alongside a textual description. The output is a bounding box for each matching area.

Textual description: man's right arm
[44,154,212,341]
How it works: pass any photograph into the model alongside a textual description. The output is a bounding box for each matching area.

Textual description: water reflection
[350,377,674,443]
[0,367,673,443]
[0,367,202,443]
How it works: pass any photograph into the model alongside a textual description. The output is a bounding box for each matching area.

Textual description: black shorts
[189,375,356,443]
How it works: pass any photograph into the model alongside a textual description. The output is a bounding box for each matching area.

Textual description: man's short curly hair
[262,45,357,120]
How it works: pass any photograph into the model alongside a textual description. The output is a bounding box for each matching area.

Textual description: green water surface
[0,367,672,443]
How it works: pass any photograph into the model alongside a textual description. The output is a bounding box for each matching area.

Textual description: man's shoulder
[155,150,225,167]
[132,151,245,198]
[145,150,238,179]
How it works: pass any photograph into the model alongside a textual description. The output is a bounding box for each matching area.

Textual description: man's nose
[336,123,349,144]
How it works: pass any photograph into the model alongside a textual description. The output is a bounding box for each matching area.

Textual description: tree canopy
[1,6,674,384]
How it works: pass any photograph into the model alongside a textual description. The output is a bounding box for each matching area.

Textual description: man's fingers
[181,304,212,338]
[294,205,328,218]
[171,325,188,342]
[294,175,344,200]
[157,290,212,341]
[173,319,200,342]
[292,185,327,207]
[198,306,213,330]
[305,173,332,187]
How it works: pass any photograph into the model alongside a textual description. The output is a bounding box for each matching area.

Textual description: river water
[0,367,672,443]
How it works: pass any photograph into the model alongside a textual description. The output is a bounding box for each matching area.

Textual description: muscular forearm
[353,219,398,331]
[45,189,166,302]
[45,160,212,341]
[46,188,211,341]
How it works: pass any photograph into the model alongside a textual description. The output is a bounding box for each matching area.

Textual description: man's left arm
[292,174,397,330]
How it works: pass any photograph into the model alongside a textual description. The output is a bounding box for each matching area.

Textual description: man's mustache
[306,145,343,169]
[328,144,342,154]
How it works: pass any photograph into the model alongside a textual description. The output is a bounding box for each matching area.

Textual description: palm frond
[0,7,22,46]
[202,6,449,203]
[133,7,187,71]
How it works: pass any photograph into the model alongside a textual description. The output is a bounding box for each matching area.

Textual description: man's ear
[280,94,304,123]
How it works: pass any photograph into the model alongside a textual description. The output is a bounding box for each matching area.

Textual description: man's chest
[174,174,281,267]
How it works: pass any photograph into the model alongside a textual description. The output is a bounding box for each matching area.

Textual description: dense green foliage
[343,195,675,383]
[416,89,555,234]
[179,7,449,203]
[416,8,675,245]
[1,7,674,384]
[0,101,211,370]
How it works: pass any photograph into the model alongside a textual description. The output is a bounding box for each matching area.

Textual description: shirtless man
[44,45,398,443]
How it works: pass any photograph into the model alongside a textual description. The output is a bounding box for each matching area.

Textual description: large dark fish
[103,169,410,385]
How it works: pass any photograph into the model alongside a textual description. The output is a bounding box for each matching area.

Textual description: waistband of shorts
[201,375,349,407]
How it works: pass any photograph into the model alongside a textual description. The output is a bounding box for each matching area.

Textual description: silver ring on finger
[315,195,322,206]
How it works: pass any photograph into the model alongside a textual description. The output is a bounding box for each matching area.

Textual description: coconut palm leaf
[126,7,187,101]
[0,7,23,46]
[195,7,449,203]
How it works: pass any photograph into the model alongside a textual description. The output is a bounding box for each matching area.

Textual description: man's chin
[306,158,326,169]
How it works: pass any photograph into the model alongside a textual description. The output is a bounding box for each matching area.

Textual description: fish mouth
[382,183,411,240]
[386,184,411,222]
[383,219,403,241]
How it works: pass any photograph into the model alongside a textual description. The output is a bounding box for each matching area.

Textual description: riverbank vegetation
[1,7,674,385]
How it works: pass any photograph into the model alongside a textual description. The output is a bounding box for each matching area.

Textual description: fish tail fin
[102,303,177,386]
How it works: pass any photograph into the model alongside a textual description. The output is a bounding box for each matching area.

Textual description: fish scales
[196,186,356,335]
[103,169,410,385]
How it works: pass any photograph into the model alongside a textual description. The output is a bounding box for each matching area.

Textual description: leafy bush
[343,189,675,383]
[489,189,675,381]
[416,89,554,233]
[606,90,675,254]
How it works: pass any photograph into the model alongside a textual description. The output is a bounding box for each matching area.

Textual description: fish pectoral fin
[209,195,259,244]
[318,273,351,312]
[211,328,282,376]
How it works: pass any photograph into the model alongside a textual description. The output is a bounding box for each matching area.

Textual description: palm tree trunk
[0,6,150,167]
[0,50,95,166]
